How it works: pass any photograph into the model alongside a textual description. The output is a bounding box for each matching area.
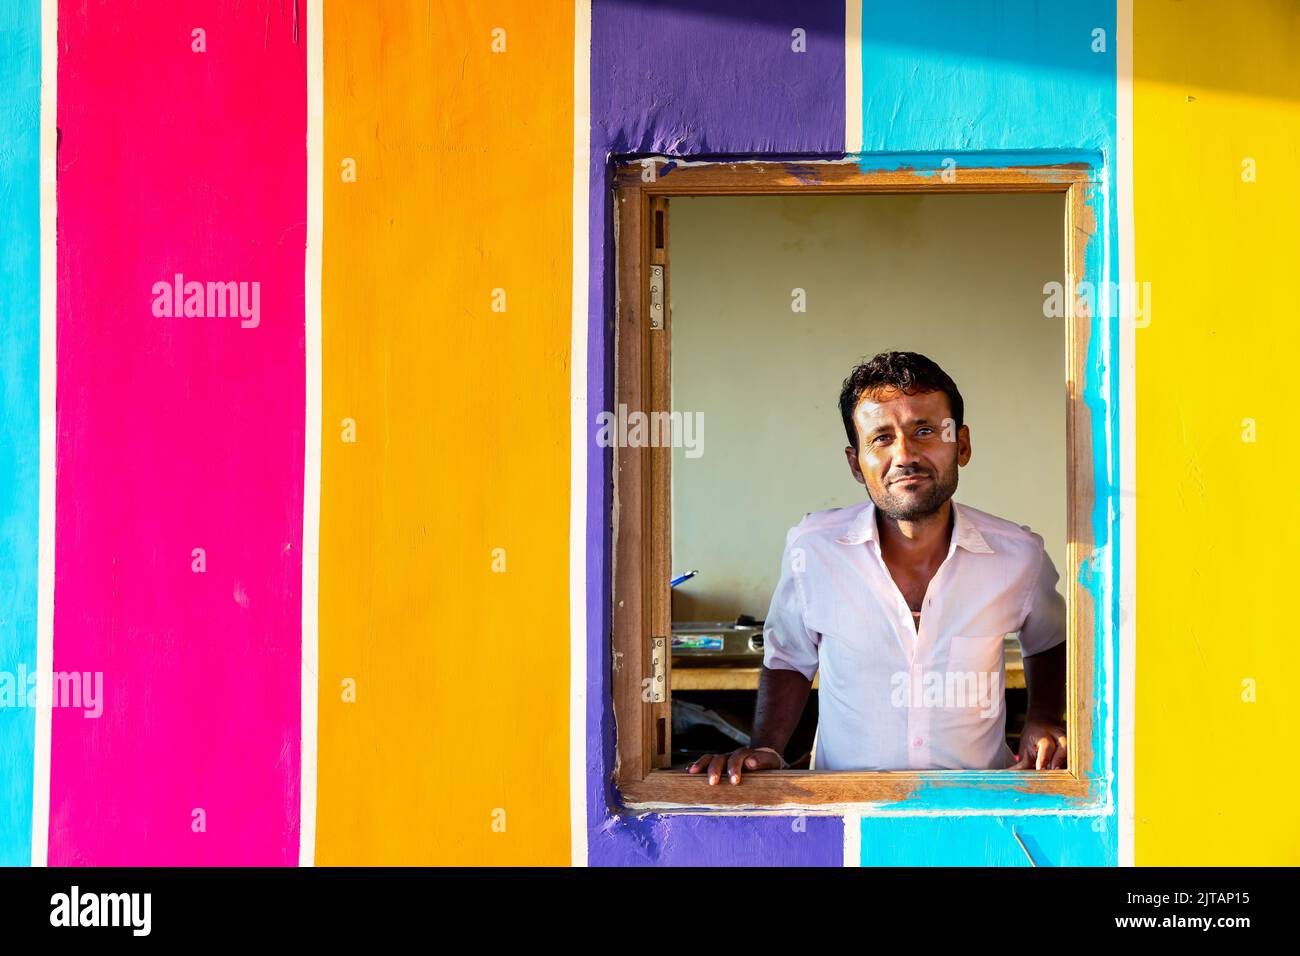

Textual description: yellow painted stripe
[317,0,573,865]
[1134,0,1300,864]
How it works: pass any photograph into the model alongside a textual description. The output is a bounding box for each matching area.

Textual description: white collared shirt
[762,498,1066,771]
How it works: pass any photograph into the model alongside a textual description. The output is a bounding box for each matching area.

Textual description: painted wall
[315,0,573,866]
[0,0,1293,866]
[50,0,305,865]
[586,0,848,867]
[0,0,40,868]
[850,0,1119,866]
[1133,0,1300,865]
[670,193,1067,622]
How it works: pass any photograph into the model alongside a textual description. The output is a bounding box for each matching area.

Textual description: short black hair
[838,351,964,449]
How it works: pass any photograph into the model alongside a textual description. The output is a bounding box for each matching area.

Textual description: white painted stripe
[569,0,592,868]
[31,0,58,869]
[841,809,861,866]
[843,0,863,154]
[1115,0,1137,869]
[299,0,324,869]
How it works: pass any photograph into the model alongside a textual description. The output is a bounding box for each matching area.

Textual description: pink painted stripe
[50,1,305,865]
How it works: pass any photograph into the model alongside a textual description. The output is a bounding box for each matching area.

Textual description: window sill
[616,768,1093,812]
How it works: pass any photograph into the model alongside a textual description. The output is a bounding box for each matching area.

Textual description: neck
[876,499,953,563]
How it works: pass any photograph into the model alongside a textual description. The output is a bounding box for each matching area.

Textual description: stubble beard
[869,462,959,522]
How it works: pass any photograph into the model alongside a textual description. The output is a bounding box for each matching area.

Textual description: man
[688,351,1068,784]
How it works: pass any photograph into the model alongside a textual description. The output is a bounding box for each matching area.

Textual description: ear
[956,424,972,467]
[844,446,866,485]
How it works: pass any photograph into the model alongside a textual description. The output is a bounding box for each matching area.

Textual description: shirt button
[912,737,924,747]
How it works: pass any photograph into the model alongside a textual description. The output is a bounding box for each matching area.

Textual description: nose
[893,432,923,468]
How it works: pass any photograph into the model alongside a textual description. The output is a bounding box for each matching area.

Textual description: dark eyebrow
[866,418,933,437]
[865,416,937,435]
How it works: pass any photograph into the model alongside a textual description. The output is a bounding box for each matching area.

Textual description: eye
[916,427,933,437]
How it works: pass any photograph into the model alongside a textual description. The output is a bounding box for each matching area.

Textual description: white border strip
[844,0,863,154]
[1116,0,1137,869]
[569,0,592,869]
[299,0,323,868]
[31,0,58,869]
[842,809,861,866]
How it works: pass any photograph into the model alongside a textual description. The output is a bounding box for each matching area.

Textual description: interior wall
[670,193,1066,623]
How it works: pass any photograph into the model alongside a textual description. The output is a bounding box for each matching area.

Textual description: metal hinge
[649,636,667,702]
[648,265,665,330]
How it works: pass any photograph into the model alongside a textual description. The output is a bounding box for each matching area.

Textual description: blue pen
[670,570,699,589]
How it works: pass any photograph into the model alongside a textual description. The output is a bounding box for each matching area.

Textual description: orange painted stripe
[317,0,574,865]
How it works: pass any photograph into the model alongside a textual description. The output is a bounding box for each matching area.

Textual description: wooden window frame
[611,158,1100,810]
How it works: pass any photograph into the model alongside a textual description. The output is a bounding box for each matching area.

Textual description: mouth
[891,474,931,486]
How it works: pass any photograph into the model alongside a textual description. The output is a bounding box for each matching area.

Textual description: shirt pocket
[942,634,1006,710]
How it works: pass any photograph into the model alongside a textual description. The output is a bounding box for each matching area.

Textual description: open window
[610,159,1101,808]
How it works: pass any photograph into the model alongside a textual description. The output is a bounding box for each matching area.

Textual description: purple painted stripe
[586,0,846,866]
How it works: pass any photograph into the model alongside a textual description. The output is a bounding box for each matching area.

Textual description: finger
[706,752,728,785]
[686,754,713,774]
[688,753,721,774]
[746,748,782,770]
[1007,746,1031,770]
[1034,736,1054,771]
[1050,735,1068,770]
[726,750,750,784]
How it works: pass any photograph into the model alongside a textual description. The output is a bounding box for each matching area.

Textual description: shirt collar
[835,498,995,554]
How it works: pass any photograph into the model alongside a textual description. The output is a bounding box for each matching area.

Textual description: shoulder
[785,502,868,545]
[955,501,1049,559]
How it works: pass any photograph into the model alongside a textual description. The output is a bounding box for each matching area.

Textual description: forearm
[1023,640,1065,721]
[749,665,813,754]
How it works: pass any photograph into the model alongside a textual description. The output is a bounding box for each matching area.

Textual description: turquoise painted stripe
[853,0,1121,853]
[856,0,1115,155]
[0,0,41,866]
[860,815,1116,867]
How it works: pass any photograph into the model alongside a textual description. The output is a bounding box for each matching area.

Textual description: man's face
[844,387,970,521]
